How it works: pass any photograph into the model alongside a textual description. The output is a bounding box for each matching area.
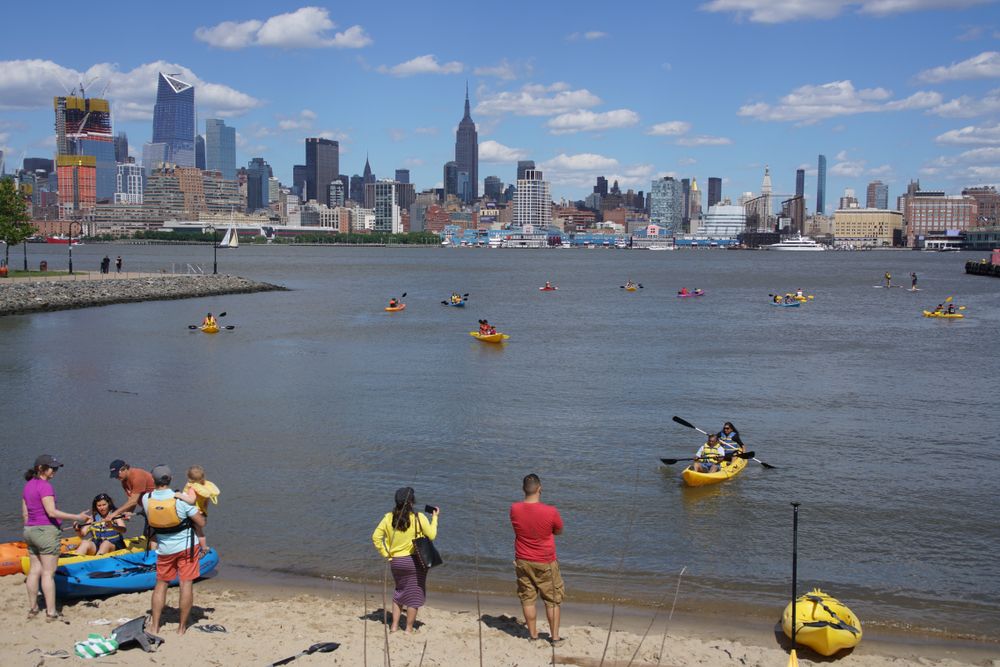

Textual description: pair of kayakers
[692,422,745,473]
[677,288,703,296]
[625,280,637,289]
[932,303,957,314]
[774,294,795,304]
[478,319,497,336]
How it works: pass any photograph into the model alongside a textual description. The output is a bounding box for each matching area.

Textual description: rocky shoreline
[0,274,286,316]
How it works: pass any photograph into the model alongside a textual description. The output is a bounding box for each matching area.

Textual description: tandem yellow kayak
[923,310,963,319]
[682,455,748,487]
[782,588,862,656]
[469,331,509,343]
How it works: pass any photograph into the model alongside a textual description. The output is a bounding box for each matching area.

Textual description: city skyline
[1,1,999,203]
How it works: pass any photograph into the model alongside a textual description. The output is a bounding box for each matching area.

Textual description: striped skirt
[390,555,427,609]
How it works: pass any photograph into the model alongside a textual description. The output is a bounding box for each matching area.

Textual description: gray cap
[150,464,171,483]
[34,454,64,469]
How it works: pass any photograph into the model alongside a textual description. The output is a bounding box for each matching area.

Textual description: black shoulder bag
[411,512,443,571]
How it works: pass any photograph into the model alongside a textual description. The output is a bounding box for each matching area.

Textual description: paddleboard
[907,288,922,291]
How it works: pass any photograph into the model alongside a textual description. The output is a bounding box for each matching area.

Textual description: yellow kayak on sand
[469,331,510,343]
[21,537,148,574]
[782,588,862,656]
[682,454,748,487]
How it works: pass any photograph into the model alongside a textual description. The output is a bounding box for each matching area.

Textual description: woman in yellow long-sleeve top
[372,487,440,633]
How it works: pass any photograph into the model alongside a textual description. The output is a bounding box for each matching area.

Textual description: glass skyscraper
[246,157,272,213]
[817,154,827,215]
[305,138,339,204]
[650,176,684,234]
[205,119,236,180]
[152,73,195,168]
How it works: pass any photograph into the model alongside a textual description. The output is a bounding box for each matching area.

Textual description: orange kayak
[385,304,406,312]
[0,537,81,575]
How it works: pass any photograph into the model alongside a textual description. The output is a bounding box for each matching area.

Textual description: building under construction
[54,95,115,204]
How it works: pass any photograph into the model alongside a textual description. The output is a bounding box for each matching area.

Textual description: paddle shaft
[660,450,754,465]
[672,416,775,469]
[791,502,800,650]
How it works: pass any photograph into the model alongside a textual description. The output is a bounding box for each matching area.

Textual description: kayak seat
[111,616,164,653]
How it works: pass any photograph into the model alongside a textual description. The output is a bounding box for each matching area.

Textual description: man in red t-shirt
[105,459,155,522]
[509,473,565,646]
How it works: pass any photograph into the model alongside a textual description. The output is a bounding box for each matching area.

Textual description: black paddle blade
[672,416,696,429]
[738,450,755,459]
[463,293,469,297]
[219,312,227,317]
[308,642,340,654]
[757,459,777,469]
[224,325,236,330]
[441,301,448,305]
[660,457,685,465]
[188,325,198,329]
[401,292,407,298]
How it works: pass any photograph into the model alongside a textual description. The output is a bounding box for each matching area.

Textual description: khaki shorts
[515,559,564,607]
[24,525,61,556]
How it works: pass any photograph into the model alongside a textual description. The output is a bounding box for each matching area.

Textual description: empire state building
[455,85,478,203]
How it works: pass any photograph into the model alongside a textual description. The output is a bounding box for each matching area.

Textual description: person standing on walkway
[22,455,89,621]
[510,473,565,646]
[116,256,122,273]
[371,487,440,633]
[142,465,204,635]
[105,459,155,522]
[101,256,110,274]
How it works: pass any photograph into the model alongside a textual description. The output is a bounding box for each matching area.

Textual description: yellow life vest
[700,442,725,461]
[145,495,189,534]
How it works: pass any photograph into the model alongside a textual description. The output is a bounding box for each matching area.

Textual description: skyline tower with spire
[454,83,478,203]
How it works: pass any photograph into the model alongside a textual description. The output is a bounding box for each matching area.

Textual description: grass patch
[2,270,72,278]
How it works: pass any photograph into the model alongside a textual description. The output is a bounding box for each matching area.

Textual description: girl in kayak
[718,422,745,453]
[72,493,127,556]
[202,313,216,328]
[692,434,725,473]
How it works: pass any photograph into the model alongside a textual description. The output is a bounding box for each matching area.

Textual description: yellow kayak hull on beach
[20,537,148,575]
[681,455,748,487]
[782,589,862,657]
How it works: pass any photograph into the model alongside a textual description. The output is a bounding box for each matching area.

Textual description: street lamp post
[68,221,82,274]
[206,225,217,274]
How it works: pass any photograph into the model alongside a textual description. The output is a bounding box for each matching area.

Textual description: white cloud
[474,60,517,81]
[539,154,654,190]
[566,30,608,41]
[546,109,639,134]
[930,88,1000,117]
[738,80,940,124]
[647,121,692,136]
[921,146,1000,181]
[678,157,698,166]
[868,164,893,177]
[677,134,733,146]
[0,59,261,121]
[388,128,406,142]
[479,140,529,162]
[935,122,1000,144]
[195,7,372,50]
[317,130,350,142]
[700,0,991,23]
[476,83,601,116]
[377,55,464,77]
[414,127,439,136]
[276,109,317,131]
[542,153,620,171]
[403,158,424,168]
[917,51,1000,82]
[831,156,867,178]
[956,26,987,41]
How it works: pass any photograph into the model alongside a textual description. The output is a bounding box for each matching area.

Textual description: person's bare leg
[405,607,418,632]
[25,553,41,613]
[177,580,193,634]
[545,604,561,641]
[40,554,59,615]
[390,601,402,632]
[521,601,538,639]
[149,581,169,633]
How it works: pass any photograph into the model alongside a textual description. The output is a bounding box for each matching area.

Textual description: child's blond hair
[187,465,206,483]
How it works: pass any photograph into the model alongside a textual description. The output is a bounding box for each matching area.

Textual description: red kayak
[539,286,559,291]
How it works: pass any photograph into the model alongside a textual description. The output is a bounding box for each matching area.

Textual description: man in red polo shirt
[510,473,565,647]
[105,459,155,522]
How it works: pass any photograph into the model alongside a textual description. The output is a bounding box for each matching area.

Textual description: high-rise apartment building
[795,169,805,198]
[152,73,195,167]
[366,181,403,233]
[246,157,273,213]
[866,180,888,209]
[195,135,206,170]
[513,169,551,227]
[707,177,722,208]
[305,138,339,204]
[455,86,478,203]
[517,161,535,182]
[962,185,1000,227]
[114,132,129,164]
[114,163,144,204]
[328,180,345,208]
[142,143,168,178]
[56,155,97,219]
[839,188,859,210]
[205,119,236,180]
[292,165,307,197]
[650,176,684,234]
[395,169,410,184]
[349,174,364,203]
[816,154,827,214]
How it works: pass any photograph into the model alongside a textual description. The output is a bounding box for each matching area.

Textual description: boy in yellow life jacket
[174,465,218,552]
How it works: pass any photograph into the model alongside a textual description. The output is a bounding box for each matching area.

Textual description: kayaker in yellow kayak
[478,319,496,336]
[202,313,217,328]
[388,298,399,309]
[692,434,726,473]
[718,422,745,454]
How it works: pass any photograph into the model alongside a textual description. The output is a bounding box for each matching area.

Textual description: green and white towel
[74,633,119,659]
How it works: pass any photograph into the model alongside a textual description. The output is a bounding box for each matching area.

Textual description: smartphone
[424,504,438,514]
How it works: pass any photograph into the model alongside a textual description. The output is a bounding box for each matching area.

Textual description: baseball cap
[34,454,64,469]
[109,459,127,478]
[150,465,172,483]
[394,487,415,506]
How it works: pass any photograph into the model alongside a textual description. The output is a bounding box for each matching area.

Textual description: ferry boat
[766,235,826,252]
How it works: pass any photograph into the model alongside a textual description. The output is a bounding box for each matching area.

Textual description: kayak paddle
[620,284,644,289]
[268,642,340,666]
[660,450,755,465]
[188,324,236,330]
[788,502,801,667]
[672,416,776,469]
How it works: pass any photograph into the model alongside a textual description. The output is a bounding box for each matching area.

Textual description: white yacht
[766,235,826,251]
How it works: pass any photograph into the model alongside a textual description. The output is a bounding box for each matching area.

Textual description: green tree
[0,178,35,269]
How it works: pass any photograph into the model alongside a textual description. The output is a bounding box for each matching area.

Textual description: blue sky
[1,0,999,207]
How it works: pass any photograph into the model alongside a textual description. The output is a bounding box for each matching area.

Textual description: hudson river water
[2,244,998,640]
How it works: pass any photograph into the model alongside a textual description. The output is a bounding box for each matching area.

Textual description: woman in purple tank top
[22,455,88,621]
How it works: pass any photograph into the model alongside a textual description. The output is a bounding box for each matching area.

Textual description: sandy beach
[2,570,996,667]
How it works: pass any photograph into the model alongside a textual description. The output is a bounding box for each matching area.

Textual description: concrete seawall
[0,274,287,316]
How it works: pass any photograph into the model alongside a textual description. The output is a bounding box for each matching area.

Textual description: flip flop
[194,624,227,633]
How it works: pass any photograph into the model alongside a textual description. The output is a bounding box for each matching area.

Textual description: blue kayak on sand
[55,548,219,598]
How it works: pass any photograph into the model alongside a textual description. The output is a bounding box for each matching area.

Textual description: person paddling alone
[910,272,918,289]
[202,313,216,328]
[884,272,892,288]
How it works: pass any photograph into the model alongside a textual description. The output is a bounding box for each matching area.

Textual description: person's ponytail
[24,466,39,481]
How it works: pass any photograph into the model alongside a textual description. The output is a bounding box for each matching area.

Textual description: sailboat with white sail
[217,226,239,249]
